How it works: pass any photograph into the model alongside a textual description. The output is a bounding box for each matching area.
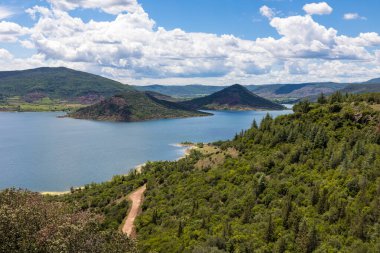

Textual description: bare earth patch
[195,145,239,170]
[122,184,147,238]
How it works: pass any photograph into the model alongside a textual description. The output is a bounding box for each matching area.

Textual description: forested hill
[0,67,132,100]
[57,93,380,252]
[181,84,286,110]
[69,91,210,122]
[341,82,380,94]
[2,93,379,252]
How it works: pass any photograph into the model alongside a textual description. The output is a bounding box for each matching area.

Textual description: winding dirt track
[122,184,147,238]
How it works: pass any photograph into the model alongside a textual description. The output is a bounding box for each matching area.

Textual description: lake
[0,109,292,191]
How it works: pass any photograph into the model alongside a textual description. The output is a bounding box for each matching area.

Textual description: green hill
[365,77,380,84]
[50,93,380,252]
[181,84,286,110]
[69,91,211,122]
[0,67,132,100]
[341,82,380,94]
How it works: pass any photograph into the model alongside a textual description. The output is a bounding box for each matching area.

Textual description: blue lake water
[0,109,292,191]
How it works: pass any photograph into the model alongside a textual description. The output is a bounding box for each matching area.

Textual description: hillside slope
[69,91,210,122]
[251,82,347,99]
[181,84,286,110]
[341,82,380,94]
[58,93,380,252]
[0,67,132,100]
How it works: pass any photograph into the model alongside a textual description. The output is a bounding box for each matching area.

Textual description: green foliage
[5,93,380,252]
[293,99,311,114]
[131,94,379,252]
[0,189,137,253]
[59,173,146,230]
[317,93,327,104]
[0,67,133,99]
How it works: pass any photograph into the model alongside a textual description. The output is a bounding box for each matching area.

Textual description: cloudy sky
[0,0,379,85]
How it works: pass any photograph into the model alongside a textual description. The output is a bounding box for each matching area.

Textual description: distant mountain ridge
[134,84,223,99]
[0,67,379,105]
[180,84,286,111]
[135,82,349,101]
[69,91,210,122]
[364,77,380,84]
[341,83,380,94]
[136,78,380,102]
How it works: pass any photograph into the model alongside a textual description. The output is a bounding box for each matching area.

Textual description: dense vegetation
[69,91,210,122]
[0,67,132,100]
[0,189,137,253]
[2,92,380,252]
[62,92,380,252]
[133,93,380,252]
[181,84,286,111]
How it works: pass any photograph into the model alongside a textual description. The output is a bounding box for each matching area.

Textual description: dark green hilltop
[341,78,380,94]
[180,84,286,110]
[69,91,211,122]
[0,67,133,101]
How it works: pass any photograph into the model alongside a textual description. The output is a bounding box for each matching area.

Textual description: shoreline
[40,143,197,196]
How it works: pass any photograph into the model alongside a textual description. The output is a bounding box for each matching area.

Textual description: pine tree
[251,119,258,129]
[317,93,327,104]
[265,214,275,242]
[307,225,319,253]
[282,196,292,229]
[318,188,329,214]
[152,209,159,225]
[177,220,184,238]
[276,237,286,253]
[311,185,320,206]
[296,220,309,253]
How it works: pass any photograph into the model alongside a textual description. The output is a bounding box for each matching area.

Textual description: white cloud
[257,15,337,59]
[343,13,366,20]
[375,50,380,63]
[46,0,142,15]
[303,2,333,16]
[0,21,29,42]
[337,32,380,47]
[0,0,380,85]
[0,6,14,20]
[26,7,273,79]
[260,5,275,20]
[0,48,13,60]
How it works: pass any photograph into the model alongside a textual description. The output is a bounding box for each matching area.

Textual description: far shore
[40,143,198,196]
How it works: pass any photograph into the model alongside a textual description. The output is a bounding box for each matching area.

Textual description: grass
[0,96,84,112]
[370,104,380,111]
[194,144,239,170]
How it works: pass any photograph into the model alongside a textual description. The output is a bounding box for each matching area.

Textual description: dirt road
[122,184,147,238]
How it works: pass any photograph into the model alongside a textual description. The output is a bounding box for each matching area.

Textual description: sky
[0,0,379,85]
